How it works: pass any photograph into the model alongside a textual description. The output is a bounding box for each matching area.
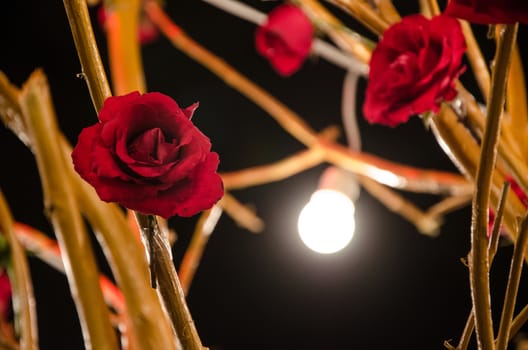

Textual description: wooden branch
[19,70,119,350]
[469,23,518,350]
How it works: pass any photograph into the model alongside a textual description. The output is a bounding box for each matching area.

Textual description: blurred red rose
[445,0,528,24]
[72,92,224,218]
[363,15,466,127]
[255,4,314,77]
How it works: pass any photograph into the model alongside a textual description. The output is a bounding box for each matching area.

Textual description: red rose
[363,15,466,127]
[255,4,314,77]
[445,0,528,24]
[72,92,224,218]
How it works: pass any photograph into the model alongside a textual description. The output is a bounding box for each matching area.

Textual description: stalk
[19,70,119,350]
[469,24,518,350]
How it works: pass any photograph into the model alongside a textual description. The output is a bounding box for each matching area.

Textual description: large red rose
[255,4,314,77]
[363,15,466,127]
[72,92,224,218]
[445,0,528,24]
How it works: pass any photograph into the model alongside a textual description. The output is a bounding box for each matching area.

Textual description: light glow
[297,189,355,254]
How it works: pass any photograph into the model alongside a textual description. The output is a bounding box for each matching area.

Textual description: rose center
[128,127,168,163]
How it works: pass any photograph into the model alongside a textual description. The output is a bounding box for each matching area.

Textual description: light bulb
[297,189,356,254]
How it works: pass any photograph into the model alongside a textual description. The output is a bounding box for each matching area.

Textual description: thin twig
[489,182,511,261]
[510,305,528,342]
[218,193,264,233]
[179,206,222,295]
[221,126,338,190]
[425,195,472,220]
[496,215,528,350]
[358,176,441,236]
[470,23,518,350]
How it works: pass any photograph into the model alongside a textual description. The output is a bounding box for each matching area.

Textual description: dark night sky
[1,1,527,349]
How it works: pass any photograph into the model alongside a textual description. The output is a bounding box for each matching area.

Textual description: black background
[0,1,526,349]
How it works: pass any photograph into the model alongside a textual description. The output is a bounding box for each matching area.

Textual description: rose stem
[134,213,205,350]
[496,215,528,350]
[61,0,183,347]
[145,1,471,196]
[470,23,518,350]
[0,192,38,350]
[18,70,119,350]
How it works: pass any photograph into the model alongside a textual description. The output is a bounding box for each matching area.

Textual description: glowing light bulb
[297,189,356,254]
